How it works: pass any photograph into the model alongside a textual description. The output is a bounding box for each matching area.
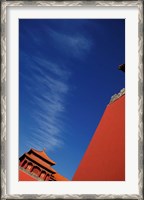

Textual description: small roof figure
[118,64,125,72]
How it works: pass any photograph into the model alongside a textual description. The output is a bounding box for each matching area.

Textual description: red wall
[19,169,37,181]
[72,95,125,181]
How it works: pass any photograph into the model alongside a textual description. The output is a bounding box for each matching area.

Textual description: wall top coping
[109,88,125,104]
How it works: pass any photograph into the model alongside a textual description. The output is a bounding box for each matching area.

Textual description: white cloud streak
[46,27,92,57]
[21,25,92,152]
[22,55,71,151]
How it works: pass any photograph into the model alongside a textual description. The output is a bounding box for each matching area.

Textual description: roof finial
[118,64,125,72]
[43,148,46,152]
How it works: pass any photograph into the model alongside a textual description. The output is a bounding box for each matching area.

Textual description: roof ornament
[118,64,125,72]
[43,148,46,152]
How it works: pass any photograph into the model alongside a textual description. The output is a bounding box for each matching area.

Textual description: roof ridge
[25,153,56,173]
[31,148,56,165]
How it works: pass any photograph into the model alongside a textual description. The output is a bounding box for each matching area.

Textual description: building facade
[19,148,68,181]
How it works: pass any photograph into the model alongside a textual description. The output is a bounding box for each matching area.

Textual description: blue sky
[19,19,125,180]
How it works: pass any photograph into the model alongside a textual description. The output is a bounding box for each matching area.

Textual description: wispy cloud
[20,23,92,152]
[21,24,92,59]
[33,57,71,78]
[46,27,92,57]
[21,54,71,151]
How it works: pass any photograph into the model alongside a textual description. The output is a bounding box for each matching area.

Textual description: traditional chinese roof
[25,153,56,173]
[19,148,69,181]
[118,63,125,72]
[19,168,69,181]
[54,172,69,181]
[30,148,56,165]
[19,169,37,181]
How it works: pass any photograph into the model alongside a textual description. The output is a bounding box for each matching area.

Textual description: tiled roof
[54,173,69,181]
[25,153,56,173]
[19,168,68,181]
[31,148,56,165]
[19,169,38,181]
